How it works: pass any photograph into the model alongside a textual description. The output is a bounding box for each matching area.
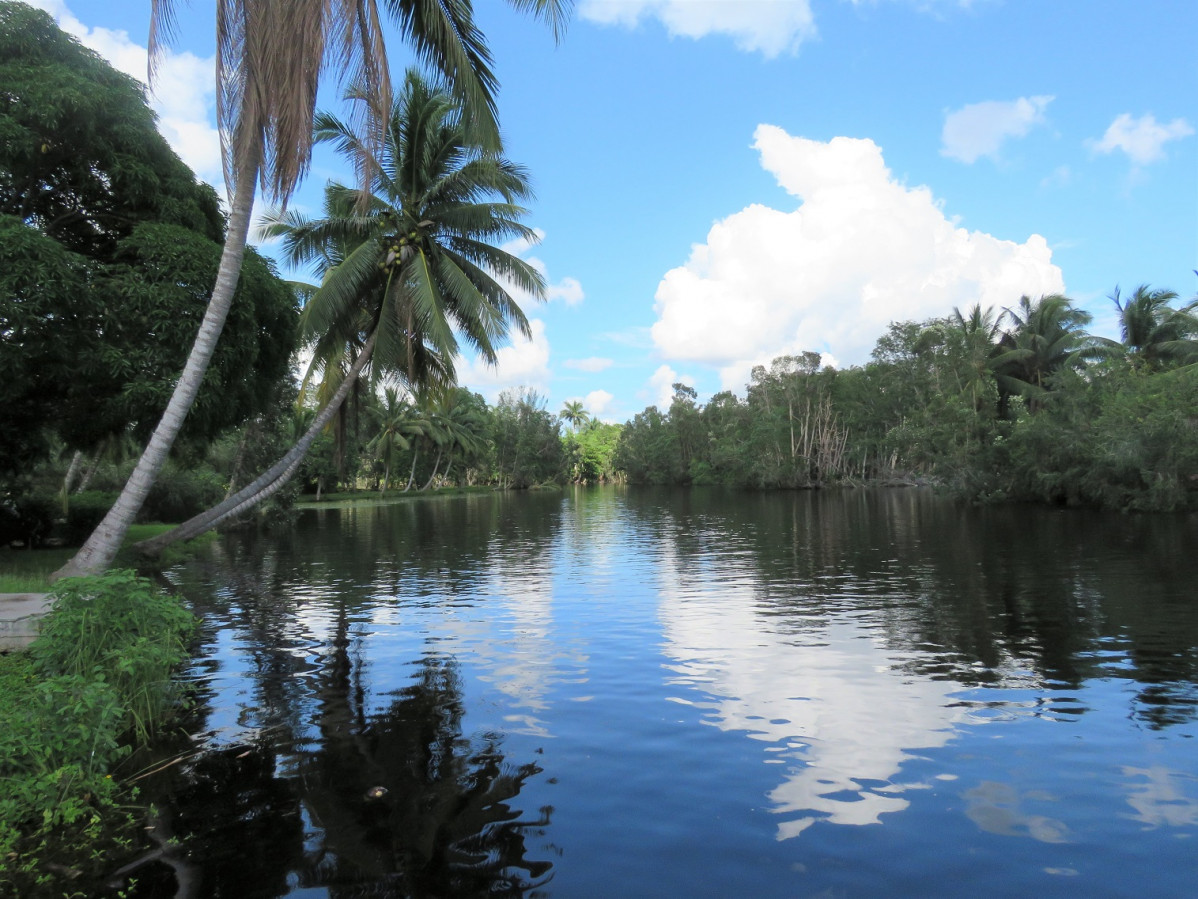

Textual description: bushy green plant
[6,491,57,548]
[0,572,195,892]
[32,570,197,741]
[139,462,225,523]
[61,490,117,546]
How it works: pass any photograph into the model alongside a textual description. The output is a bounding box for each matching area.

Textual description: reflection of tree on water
[296,601,554,897]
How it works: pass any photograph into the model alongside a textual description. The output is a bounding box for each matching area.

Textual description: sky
[31,0,1198,422]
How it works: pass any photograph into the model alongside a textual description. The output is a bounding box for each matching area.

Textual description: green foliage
[0,6,299,490]
[32,570,197,741]
[0,571,195,892]
[491,389,565,488]
[0,489,57,548]
[0,2,223,256]
[139,461,227,524]
[62,491,117,546]
[566,421,623,484]
[612,288,1196,512]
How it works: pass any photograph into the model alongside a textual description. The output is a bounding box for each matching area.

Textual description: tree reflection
[295,602,554,897]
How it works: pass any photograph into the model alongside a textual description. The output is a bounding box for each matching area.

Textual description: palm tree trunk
[404,446,420,492]
[421,449,442,491]
[52,162,259,581]
[75,450,101,494]
[134,331,378,557]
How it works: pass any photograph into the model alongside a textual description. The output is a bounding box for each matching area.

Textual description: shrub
[61,490,117,546]
[33,570,197,741]
[0,571,196,893]
[140,463,225,523]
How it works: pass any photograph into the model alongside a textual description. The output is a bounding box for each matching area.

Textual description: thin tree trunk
[421,449,442,491]
[224,420,257,499]
[404,446,419,492]
[75,450,101,494]
[61,450,83,508]
[52,162,259,581]
[134,332,377,557]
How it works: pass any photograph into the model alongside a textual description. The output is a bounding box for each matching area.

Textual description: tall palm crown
[996,294,1094,404]
[264,69,545,395]
[1110,285,1198,370]
[559,400,589,431]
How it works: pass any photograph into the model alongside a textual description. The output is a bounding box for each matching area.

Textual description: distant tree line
[615,290,1198,513]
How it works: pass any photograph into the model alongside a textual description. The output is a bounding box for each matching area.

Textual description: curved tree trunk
[52,163,259,581]
[403,447,420,492]
[134,332,378,557]
[421,449,442,491]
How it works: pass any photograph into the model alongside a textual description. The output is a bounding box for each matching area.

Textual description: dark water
[135,488,1197,897]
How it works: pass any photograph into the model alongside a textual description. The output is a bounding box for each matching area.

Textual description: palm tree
[56,0,572,580]
[1108,284,1198,371]
[559,400,590,432]
[995,293,1095,410]
[136,69,545,555]
[369,386,424,491]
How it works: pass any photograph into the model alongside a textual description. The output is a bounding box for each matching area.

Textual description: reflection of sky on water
[659,575,966,839]
[1122,766,1198,828]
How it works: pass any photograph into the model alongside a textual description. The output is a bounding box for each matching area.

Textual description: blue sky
[35,0,1197,423]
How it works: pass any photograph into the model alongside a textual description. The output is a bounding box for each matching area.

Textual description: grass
[0,523,208,593]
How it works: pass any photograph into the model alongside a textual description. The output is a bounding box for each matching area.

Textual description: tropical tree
[368,386,423,491]
[995,293,1095,409]
[57,0,571,579]
[1107,284,1198,371]
[559,400,589,432]
[136,70,545,555]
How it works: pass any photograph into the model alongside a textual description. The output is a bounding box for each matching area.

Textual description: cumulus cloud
[34,1,224,188]
[941,96,1053,163]
[500,231,585,306]
[584,389,615,417]
[1088,113,1194,166]
[579,0,816,57]
[457,318,553,401]
[644,364,698,409]
[651,125,1065,389]
[547,276,585,306]
[564,356,614,372]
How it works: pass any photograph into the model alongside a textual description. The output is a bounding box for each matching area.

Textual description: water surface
[143,488,1197,897]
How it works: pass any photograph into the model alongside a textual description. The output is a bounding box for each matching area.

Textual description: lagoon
[137,487,1197,897]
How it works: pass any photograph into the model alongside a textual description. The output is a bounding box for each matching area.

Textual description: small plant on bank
[0,571,196,893]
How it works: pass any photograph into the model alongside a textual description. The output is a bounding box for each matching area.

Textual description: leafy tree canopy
[0,4,298,481]
[0,1,223,254]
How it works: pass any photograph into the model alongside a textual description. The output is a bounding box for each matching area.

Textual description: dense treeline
[616,290,1198,512]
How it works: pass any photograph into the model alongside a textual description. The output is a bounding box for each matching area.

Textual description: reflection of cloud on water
[963,781,1070,843]
[1122,766,1198,828]
[659,577,965,839]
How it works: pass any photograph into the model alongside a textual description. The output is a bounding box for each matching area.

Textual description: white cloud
[584,390,615,417]
[1088,113,1194,166]
[645,363,698,409]
[501,230,585,306]
[458,318,553,401]
[651,126,1065,389]
[33,1,224,188]
[564,356,614,372]
[547,276,585,306]
[579,0,816,57]
[941,96,1053,164]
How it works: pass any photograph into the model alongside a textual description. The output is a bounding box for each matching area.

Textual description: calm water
[134,487,1197,897]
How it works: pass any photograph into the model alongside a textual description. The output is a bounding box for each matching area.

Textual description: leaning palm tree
[135,69,545,555]
[56,0,572,580]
